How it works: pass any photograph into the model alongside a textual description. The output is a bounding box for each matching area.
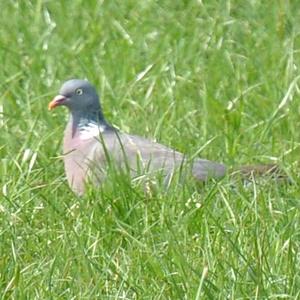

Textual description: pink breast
[63,122,94,195]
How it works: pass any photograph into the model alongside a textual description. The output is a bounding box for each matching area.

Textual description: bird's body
[49,79,280,195]
[48,79,225,194]
[62,112,225,195]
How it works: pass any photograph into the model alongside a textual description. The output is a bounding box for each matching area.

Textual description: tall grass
[1,1,300,298]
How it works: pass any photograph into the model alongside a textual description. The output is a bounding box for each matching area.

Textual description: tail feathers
[192,160,289,183]
[192,159,227,181]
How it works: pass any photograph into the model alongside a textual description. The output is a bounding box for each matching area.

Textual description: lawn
[1,1,300,299]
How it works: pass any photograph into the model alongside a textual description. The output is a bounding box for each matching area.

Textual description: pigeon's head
[48,79,101,113]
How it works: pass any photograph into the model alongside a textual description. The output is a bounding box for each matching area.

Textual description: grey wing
[89,131,226,182]
[121,134,227,181]
[113,133,185,175]
[89,132,184,178]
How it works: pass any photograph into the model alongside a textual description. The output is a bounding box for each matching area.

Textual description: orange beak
[48,95,67,110]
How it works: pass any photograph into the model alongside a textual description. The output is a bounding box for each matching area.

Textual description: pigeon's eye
[75,88,83,95]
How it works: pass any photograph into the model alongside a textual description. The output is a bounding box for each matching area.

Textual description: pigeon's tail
[192,159,227,181]
[192,160,288,182]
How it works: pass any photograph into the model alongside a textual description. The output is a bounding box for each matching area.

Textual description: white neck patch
[78,122,106,140]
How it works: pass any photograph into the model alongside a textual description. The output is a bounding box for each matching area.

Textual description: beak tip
[48,102,55,111]
[48,95,66,111]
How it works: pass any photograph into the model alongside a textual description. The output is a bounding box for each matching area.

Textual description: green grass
[1,0,300,298]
